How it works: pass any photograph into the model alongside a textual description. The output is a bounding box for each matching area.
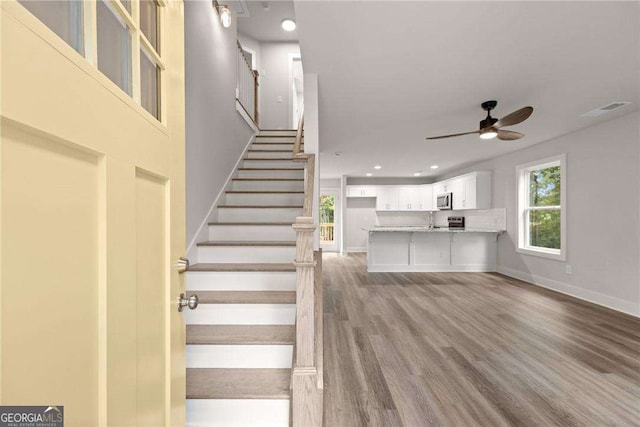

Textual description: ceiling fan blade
[494,106,533,129]
[426,130,479,140]
[497,130,524,141]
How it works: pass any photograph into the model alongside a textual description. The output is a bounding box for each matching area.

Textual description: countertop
[367,226,505,233]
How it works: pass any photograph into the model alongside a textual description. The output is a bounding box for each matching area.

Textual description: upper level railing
[290,113,323,426]
[236,41,259,125]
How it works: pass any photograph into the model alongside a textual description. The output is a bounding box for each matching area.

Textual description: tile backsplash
[377,208,506,230]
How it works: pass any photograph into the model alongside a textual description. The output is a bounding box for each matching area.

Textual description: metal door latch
[178,293,199,312]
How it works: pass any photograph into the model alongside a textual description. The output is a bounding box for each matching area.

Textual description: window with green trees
[517,155,566,260]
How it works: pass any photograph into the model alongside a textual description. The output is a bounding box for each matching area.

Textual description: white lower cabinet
[367,230,499,272]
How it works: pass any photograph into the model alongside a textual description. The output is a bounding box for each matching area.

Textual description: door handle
[177,257,189,274]
[178,293,199,312]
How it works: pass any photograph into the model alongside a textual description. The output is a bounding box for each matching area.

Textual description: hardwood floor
[322,253,640,426]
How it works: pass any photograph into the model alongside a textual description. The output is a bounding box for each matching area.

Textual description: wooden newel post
[291,216,321,426]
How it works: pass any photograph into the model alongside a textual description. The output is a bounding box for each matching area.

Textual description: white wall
[440,113,640,315]
[185,1,255,254]
[259,42,301,129]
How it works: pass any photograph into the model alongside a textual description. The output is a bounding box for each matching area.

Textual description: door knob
[178,293,199,312]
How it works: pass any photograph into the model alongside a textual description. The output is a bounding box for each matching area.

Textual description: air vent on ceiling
[581,102,631,117]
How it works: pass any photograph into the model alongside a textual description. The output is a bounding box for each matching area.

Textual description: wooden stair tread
[218,205,303,208]
[187,368,291,399]
[232,178,303,181]
[193,291,296,304]
[188,263,295,272]
[238,168,304,171]
[208,222,293,226]
[226,191,304,194]
[197,240,296,247]
[243,158,296,161]
[248,150,293,152]
[252,142,303,145]
[187,325,295,345]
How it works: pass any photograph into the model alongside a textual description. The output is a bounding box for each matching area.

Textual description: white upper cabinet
[398,186,420,211]
[419,184,433,211]
[435,172,492,210]
[346,185,377,198]
[375,186,399,211]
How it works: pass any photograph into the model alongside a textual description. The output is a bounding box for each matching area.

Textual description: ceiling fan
[426,100,533,141]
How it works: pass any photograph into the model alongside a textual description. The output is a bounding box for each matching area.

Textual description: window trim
[516,154,567,261]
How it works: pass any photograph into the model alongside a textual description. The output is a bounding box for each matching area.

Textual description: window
[18,0,84,54]
[19,0,164,122]
[516,154,566,260]
[97,0,132,95]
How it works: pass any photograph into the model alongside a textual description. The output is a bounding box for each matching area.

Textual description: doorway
[290,55,303,127]
[320,190,340,252]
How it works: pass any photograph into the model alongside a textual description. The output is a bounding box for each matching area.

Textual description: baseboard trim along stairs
[185,130,302,426]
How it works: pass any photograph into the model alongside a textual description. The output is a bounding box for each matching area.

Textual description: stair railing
[291,113,323,426]
[236,41,259,125]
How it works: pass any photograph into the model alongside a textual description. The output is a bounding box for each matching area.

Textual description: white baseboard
[497,265,640,318]
[186,133,256,260]
[346,247,367,253]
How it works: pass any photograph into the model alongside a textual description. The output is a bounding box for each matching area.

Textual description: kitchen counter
[367,226,502,272]
[367,226,504,233]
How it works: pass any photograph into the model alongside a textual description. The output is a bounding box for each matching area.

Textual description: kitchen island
[367,226,504,272]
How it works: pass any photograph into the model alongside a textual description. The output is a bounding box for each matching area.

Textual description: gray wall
[441,113,639,314]
[185,0,254,250]
[259,42,301,129]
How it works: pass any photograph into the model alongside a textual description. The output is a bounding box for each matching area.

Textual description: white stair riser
[242,160,301,169]
[208,225,296,242]
[225,193,304,205]
[185,304,296,325]
[237,169,304,179]
[186,271,296,291]
[246,151,293,159]
[218,207,302,222]
[252,143,302,151]
[186,399,289,427]
[232,180,304,191]
[186,345,293,369]
[198,246,296,263]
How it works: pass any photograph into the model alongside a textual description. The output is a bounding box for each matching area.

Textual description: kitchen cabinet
[375,186,399,211]
[398,186,421,211]
[433,171,492,210]
[346,185,377,198]
[419,184,433,211]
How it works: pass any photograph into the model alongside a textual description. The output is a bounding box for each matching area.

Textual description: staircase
[185,129,303,426]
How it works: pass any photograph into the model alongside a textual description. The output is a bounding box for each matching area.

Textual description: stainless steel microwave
[437,192,453,210]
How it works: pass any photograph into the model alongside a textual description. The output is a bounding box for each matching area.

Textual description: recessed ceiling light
[281,19,296,31]
[430,165,439,169]
[366,173,373,177]
[414,172,421,176]
[374,165,382,170]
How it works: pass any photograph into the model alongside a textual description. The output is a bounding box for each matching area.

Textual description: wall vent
[581,102,631,117]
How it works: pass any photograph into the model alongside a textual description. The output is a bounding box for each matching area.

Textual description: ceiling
[236,0,298,42]
[294,1,640,179]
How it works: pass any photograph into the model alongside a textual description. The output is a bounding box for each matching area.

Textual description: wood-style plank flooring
[322,253,640,426]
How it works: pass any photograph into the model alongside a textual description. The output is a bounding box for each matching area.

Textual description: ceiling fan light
[479,129,497,140]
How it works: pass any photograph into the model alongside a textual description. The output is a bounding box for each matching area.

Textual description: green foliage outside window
[320,195,335,223]
[528,165,561,249]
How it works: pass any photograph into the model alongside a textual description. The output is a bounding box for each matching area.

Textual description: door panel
[135,170,168,427]
[1,126,102,426]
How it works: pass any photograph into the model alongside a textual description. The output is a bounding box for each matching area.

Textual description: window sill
[517,246,566,261]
